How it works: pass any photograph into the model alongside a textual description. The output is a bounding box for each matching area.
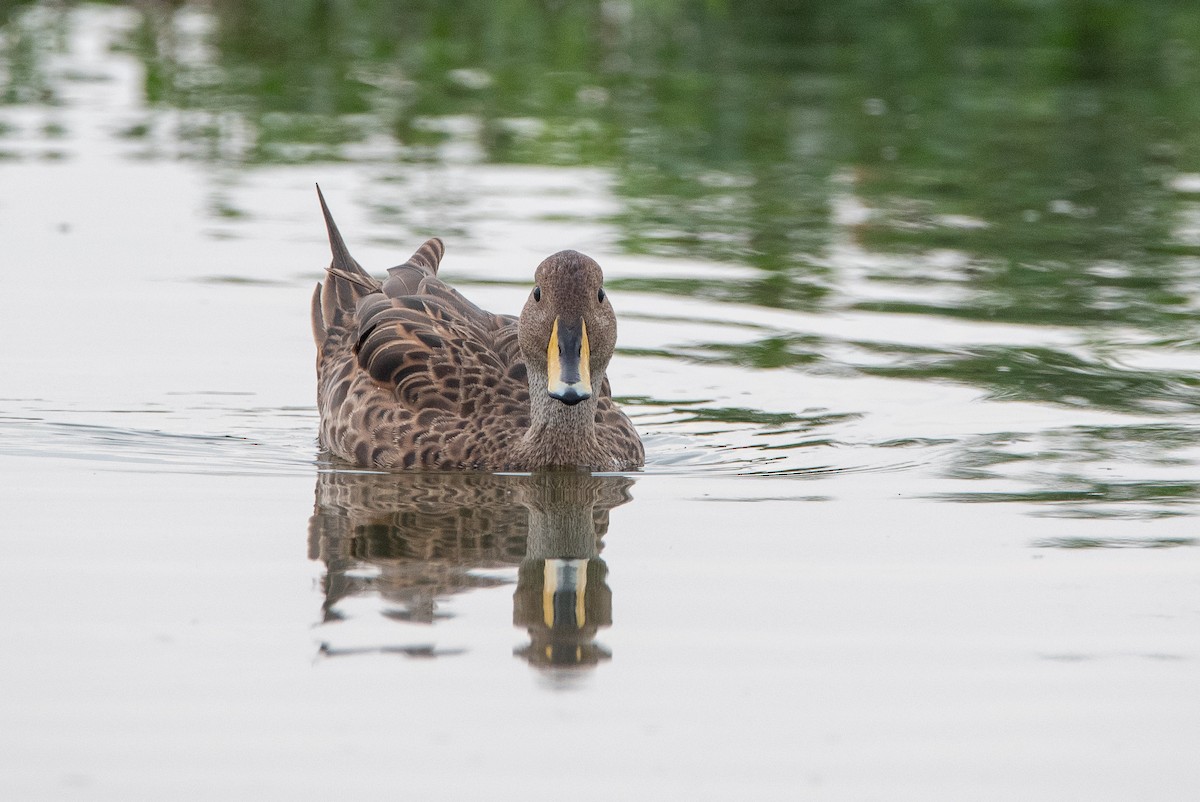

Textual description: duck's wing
[383,235,515,338]
[354,281,525,415]
[381,237,444,297]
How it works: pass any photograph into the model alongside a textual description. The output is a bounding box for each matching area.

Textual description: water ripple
[0,411,315,475]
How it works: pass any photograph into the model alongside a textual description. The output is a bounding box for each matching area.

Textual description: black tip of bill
[549,386,591,406]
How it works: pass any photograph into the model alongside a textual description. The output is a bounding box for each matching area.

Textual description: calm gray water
[2,3,1198,799]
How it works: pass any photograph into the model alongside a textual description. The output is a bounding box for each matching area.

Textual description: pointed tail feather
[317,185,375,284]
[315,184,381,333]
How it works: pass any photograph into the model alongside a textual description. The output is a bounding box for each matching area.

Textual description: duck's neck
[516,372,602,468]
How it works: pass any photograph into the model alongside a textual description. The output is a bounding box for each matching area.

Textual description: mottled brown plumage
[310,187,644,471]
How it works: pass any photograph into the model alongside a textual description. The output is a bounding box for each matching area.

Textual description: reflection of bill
[307,469,632,669]
[514,557,612,668]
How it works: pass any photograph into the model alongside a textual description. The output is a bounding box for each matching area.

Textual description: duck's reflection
[307,469,633,669]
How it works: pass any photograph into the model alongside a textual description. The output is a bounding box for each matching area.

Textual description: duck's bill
[547,317,592,405]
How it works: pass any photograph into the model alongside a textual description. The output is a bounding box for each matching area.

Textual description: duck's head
[518,250,616,407]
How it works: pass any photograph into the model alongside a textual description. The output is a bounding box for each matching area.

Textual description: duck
[310,187,644,471]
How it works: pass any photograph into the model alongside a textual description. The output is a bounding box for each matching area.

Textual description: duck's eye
[533,286,541,302]
[597,288,606,303]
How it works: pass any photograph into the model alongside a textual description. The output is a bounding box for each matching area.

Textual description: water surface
[1,3,1198,799]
